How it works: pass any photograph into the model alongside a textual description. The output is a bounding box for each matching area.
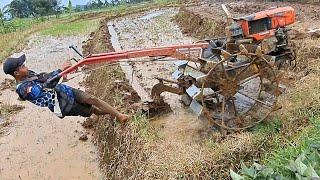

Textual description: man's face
[14,64,29,77]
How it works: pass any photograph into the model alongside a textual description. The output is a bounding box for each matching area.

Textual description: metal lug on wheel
[190,99,203,116]
[186,84,201,98]
[172,69,183,79]
[239,44,248,54]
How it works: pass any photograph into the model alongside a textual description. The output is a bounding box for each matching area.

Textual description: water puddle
[0,116,4,124]
[139,11,165,20]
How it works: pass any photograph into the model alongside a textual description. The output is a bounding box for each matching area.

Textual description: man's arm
[37,69,62,82]
[16,81,44,101]
[37,60,72,81]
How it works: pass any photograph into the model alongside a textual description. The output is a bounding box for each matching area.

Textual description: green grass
[39,19,100,36]
[260,116,320,177]
[250,69,320,177]
[0,22,50,62]
[154,0,178,4]
[0,13,101,62]
[132,112,159,142]
[0,0,183,62]
[262,111,320,173]
[0,18,35,34]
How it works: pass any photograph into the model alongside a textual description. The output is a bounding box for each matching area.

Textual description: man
[3,54,129,123]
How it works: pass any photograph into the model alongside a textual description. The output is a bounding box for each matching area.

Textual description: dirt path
[0,36,101,179]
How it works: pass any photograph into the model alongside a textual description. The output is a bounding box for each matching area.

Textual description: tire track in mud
[0,36,101,179]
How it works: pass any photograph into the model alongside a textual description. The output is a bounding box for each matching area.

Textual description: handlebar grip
[42,74,62,89]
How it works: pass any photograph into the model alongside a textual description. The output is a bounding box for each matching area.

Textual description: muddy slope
[174,8,226,39]
[82,17,147,179]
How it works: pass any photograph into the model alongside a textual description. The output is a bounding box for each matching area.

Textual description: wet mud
[0,35,101,179]
[109,9,210,144]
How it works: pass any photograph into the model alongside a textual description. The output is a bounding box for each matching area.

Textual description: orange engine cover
[235,7,295,41]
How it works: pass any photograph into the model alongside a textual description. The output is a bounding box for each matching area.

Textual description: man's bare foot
[117,114,130,124]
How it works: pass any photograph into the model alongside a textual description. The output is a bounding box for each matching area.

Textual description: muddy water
[109,9,209,144]
[0,36,101,179]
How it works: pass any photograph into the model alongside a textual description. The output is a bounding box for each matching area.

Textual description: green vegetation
[0,15,100,62]
[132,112,159,141]
[39,19,100,36]
[0,18,40,34]
[68,0,73,14]
[0,21,50,62]
[8,0,61,18]
[154,0,178,4]
[263,116,320,176]
[231,146,320,179]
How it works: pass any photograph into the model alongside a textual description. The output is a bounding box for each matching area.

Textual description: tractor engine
[222,5,296,69]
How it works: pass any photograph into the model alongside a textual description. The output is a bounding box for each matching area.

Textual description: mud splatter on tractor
[47,4,296,133]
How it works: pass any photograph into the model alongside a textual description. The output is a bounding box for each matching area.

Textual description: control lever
[68,45,83,58]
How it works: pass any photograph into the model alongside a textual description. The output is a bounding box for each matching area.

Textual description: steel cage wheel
[200,54,281,132]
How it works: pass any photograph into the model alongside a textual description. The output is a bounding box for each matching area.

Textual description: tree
[8,0,61,18]
[0,8,5,33]
[0,5,17,34]
[87,0,104,9]
[110,0,115,6]
[49,0,62,17]
[8,0,33,18]
[97,0,103,7]
[104,0,110,6]
[67,0,73,13]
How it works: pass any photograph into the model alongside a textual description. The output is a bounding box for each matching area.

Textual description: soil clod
[79,134,88,141]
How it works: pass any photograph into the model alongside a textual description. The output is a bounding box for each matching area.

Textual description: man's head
[3,54,29,78]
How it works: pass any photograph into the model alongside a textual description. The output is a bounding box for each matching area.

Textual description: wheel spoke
[221,97,226,130]
[237,91,273,109]
[238,73,260,85]
[220,63,230,80]
[234,57,256,81]
[206,76,225,85]
[226,63,251,71]
[231,98,238,116]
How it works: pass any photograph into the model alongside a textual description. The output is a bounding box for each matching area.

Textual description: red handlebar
[59,43,209,77]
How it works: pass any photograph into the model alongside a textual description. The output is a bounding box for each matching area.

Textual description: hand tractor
[46,4,296,132]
